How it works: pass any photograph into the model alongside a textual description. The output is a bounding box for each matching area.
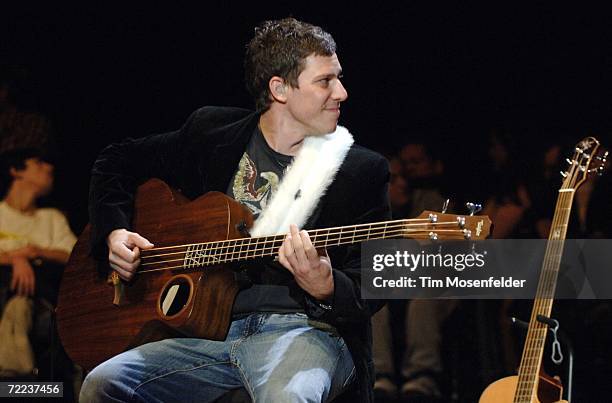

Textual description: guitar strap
[250,125,354,237]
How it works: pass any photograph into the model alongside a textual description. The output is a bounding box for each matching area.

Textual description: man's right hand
[107,229,154,281]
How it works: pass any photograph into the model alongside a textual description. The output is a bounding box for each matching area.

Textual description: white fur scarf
[250,126,354,237]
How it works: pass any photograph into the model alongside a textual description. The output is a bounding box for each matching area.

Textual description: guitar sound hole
[159,278,191,317]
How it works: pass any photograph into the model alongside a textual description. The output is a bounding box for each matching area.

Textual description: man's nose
[333,80,348,102]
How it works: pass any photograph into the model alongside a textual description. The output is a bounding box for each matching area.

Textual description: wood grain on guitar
[56,178,491,371]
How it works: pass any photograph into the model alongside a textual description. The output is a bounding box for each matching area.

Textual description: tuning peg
[598,162,607,176]
[466,202,482,216]
[429,232,438,241]
[463,229,472,239]
[428,213,438,223]
[441,199,450,214]
[560,171,568,178]
[457,216,466,229]
[566,158,573,165]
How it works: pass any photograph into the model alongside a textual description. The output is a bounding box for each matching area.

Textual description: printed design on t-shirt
[232,152,280,216]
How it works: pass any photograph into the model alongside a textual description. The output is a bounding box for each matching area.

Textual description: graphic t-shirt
[227,127,305,316]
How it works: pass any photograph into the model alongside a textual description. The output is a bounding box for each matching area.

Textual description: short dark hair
[244,17,337,111]
[0,147,49,198]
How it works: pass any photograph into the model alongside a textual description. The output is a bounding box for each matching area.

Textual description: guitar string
[515,190,566,398]
[138,228,470,268]
[519,153,582,400]
[522,148,594,399]
[138,218,428,252]
[141,221,468,258]
[516,188,570,400]
[138,227,469,271]
[523,147,596,399]
[137,217,455,254]
[138,228,415,273]
[525,193,570,399]
[139,226,469,263]
[136,228,471,274]
[139,222,456,258]
[514,144,599,403]
[515,164,578,401]
[516,167,570,399]
[515,193,566,401]
[137,230,467,274]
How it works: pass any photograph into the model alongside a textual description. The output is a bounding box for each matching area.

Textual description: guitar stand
[511,316,575,402]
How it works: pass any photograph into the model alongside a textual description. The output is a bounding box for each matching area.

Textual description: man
[80,18,390,402]
[0,148,76,375]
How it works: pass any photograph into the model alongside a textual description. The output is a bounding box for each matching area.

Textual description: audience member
[373,142,456,403]
[0,148,76,380]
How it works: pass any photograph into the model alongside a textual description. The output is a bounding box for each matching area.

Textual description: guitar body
[479,374,563,403]
[56,179,254,371]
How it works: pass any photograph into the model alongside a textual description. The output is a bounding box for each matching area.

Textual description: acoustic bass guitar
[57,178,491,371]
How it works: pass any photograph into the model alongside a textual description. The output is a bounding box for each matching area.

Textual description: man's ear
[269,76,288,103]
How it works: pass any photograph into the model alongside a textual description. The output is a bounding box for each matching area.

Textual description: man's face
[13,158,54,196]
[284,53,348,136]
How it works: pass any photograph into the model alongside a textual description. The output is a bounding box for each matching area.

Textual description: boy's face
[12,158,54,196]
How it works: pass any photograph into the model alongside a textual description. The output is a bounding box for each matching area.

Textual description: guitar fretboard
[138,217,474,273]
[513,136,605,402]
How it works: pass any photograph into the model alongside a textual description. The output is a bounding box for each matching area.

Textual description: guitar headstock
[407,211,492,241]
[562,137,608,190]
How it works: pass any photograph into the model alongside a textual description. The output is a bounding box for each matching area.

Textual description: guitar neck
[513,189,575,403]
[137,213,480,272]
[182,218,440,266]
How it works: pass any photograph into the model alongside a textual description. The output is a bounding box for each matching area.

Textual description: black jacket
[89,106,390,402]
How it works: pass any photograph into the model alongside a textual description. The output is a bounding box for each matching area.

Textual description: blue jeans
[80,313,355,402]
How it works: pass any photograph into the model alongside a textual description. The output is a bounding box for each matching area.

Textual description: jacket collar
[203,111,261,192]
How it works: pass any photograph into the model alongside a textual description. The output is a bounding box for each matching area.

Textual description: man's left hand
[278,224,334,301]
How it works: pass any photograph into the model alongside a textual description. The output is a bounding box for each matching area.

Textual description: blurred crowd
[374,135,611,402]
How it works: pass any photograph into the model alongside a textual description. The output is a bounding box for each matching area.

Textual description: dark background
[2,4,611,401]
[2,3,611,230]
